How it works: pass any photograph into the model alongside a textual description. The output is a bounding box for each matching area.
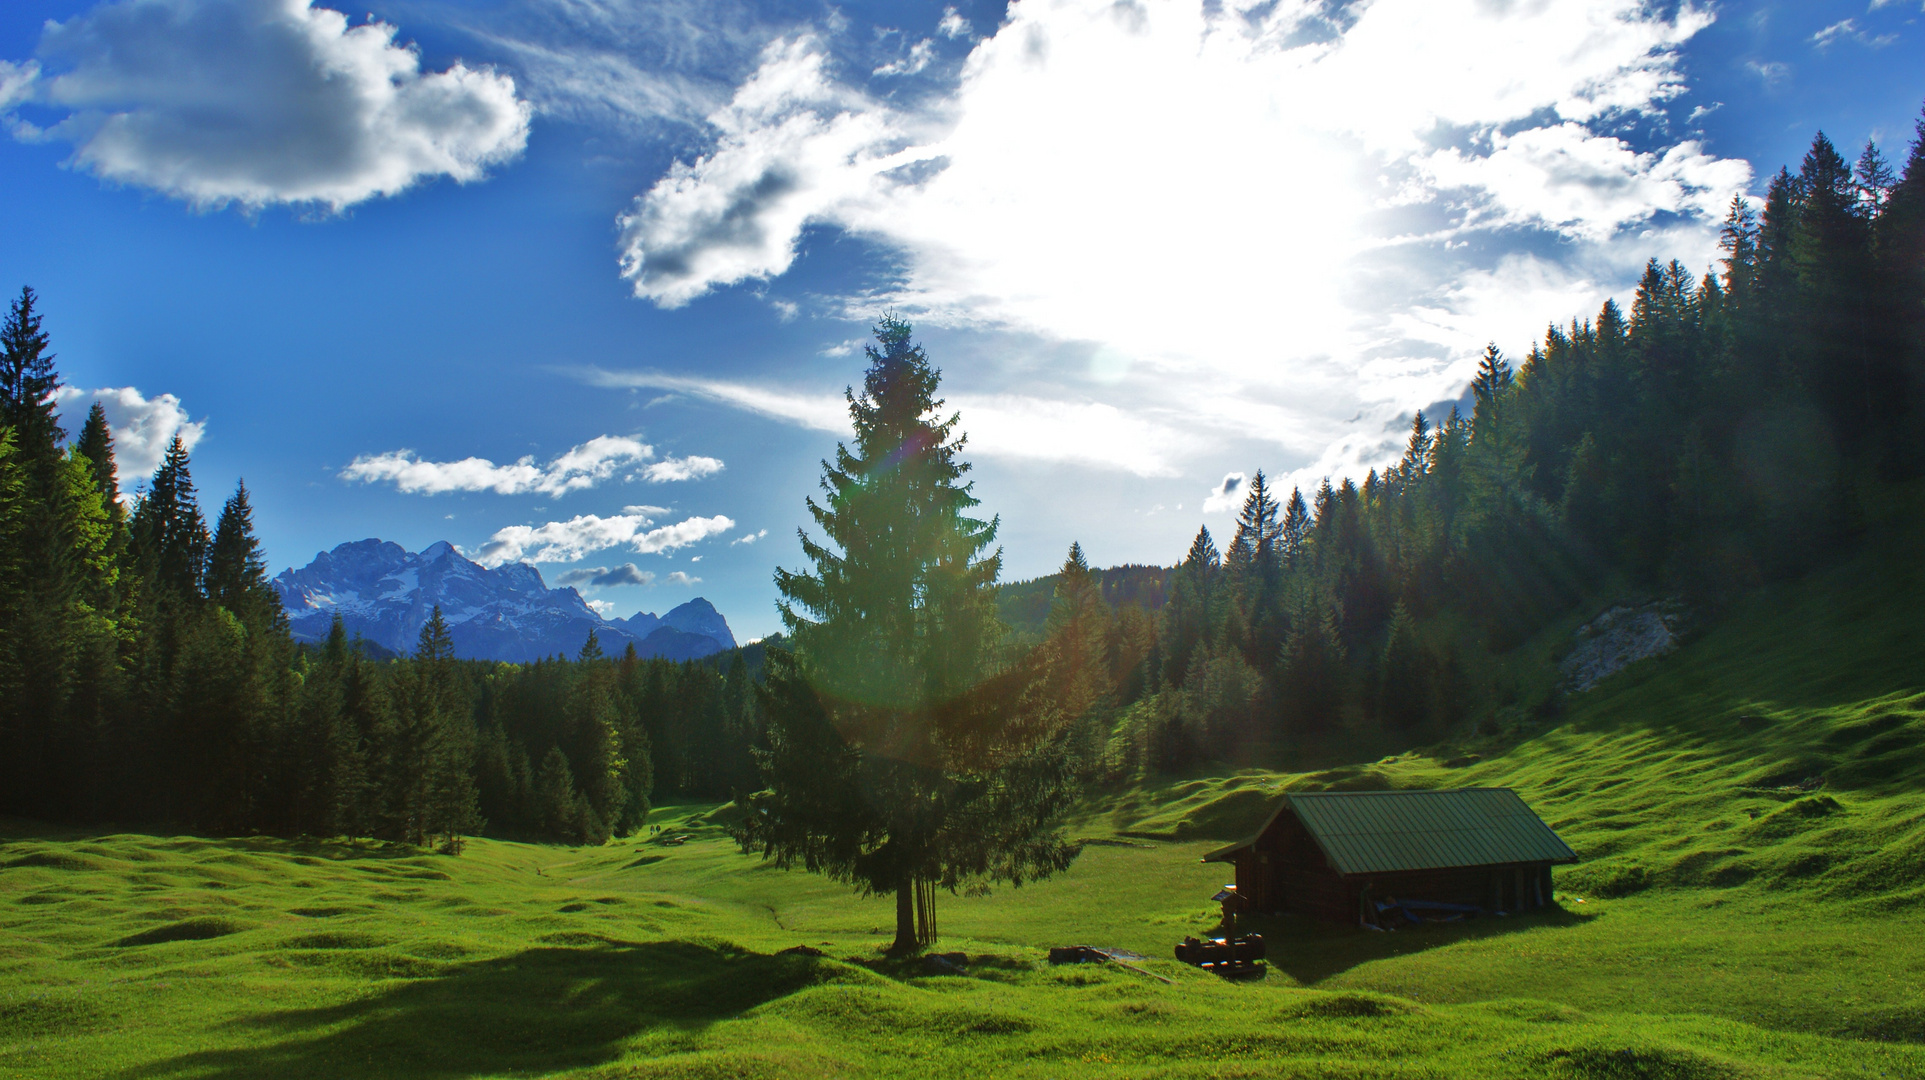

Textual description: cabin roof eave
[1198,788,1578,873]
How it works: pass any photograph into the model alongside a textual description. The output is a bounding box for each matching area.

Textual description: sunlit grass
[5,524,1925,1077]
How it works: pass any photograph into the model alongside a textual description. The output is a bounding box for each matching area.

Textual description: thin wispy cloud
[5,0,530,211]
[582,367,1191,476]
[342,435,723,496]
[584,369,849,431]
[473,509,735,566]
[1810,19,1897,49]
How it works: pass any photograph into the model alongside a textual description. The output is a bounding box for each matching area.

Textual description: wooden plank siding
[1212,789,1573,925]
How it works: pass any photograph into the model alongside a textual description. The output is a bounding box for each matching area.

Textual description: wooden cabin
[1202,788,1577,925]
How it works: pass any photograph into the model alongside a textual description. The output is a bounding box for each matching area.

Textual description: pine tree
[1226,470,1281,578]
[1160,527,1218,687]
[1047,542,1111,772]
[132,436,209,601]
[1855,140,1897,215]
[1376,601,1427,731]
[1280,488,1311,568]
[0,287,60,459]
[74,403,121,512]
[560,632,627,842]
[1791,132,1877,445]
[1874,112,1925,473]
[737,316,1079,953]
[534,745,589,842]
[1277,603,1346,738]
[0,429,30,813]
[206,481,282,634]
[382,608,480,847]
[0,290,97,817]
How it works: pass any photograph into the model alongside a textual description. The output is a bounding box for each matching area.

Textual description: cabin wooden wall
[1241,807,1562,923]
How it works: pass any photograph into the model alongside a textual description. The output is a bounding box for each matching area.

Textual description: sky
[1,0,1921,642]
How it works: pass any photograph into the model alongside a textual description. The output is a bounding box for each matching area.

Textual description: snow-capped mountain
[273,539,735,663]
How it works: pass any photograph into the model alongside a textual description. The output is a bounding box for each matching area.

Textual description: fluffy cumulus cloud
[665,570,701,586]
[473,509,734,567]
[53,385,205,487]
[5,0,530,210]
[342,435,723,496]
[615,36,913,306]
[641,455,725,483]
[615,0,1751,487]
[555,562,656,587]
[1202,473,1247,515]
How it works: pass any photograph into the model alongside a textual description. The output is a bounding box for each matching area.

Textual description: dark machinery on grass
[1174,933,1265,977]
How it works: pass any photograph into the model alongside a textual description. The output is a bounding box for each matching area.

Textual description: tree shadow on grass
[114,939,834,1080]
[1251,906,1595,986]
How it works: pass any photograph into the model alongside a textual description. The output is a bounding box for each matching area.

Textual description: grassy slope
[5,525,1925,1078]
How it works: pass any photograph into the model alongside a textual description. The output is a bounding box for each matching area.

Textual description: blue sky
[1,0,1921,641]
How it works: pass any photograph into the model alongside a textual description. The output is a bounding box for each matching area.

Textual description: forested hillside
[2,115,1923,851]
[1030,122,1925,783]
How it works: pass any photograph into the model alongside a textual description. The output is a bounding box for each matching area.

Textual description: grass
[6,525,1925,1077]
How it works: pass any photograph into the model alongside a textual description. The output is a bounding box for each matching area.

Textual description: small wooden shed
[1202,788,1577,924]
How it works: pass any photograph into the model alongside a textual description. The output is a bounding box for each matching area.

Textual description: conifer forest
[4,118,1925,858]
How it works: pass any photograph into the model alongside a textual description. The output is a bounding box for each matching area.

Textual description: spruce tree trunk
[892,880,917,954]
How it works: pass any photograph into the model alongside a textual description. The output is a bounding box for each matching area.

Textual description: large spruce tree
[736,316,1080,953]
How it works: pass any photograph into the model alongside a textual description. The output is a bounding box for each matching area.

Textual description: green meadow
[6,525,1925,1079]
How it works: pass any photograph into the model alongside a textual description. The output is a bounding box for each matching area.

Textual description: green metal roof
[1203,788,1576,875]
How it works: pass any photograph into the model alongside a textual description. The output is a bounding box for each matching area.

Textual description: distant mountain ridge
[272,539,736,663]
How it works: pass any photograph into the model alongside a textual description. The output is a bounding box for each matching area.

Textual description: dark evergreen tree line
[0,287,756,844]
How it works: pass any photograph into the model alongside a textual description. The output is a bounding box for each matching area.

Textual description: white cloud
[615,35,926,305]
[583,369,851,431]
[937,7,972,40]
[1810,19,1896,49]
[1414,124,1750,243]
[11,0,530,211]
[343,435,652,496]
[641,454,725,482]
[582,367,1191,475]
[586,598,616,616]
[666,570,702,586]
[875,39,934,77]
[53,385,205,488]
[731,528,769,545]
[1202,472,1246,514]
[474,510,734,566]
[342,435,725,495]
[614,0,1749,487]
[0,60,36,113]
[948,394,1185,477]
